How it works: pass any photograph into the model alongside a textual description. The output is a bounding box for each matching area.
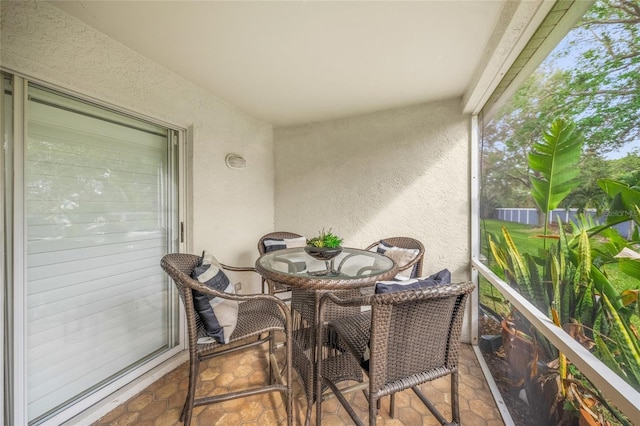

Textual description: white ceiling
[50,1,526,127]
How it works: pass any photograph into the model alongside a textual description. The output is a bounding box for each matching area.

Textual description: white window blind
[25,86,178,422]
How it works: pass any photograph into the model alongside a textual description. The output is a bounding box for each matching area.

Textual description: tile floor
[90,343,504,426]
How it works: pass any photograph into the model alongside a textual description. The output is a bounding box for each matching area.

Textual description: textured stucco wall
[275,100,473,341]
[1,1,274,278]
[274,100,471,280]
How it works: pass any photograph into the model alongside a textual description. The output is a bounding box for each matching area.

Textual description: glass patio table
[255,247,398,425]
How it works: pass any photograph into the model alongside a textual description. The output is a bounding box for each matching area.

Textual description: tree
[482,0,640,214]
[558,0,640,153]
[563,150,611,215]
[482,70,573,220]
[609,149,640,187]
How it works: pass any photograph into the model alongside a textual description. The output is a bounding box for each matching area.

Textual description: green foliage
[619,257,640,280]
[480,1,640,412]
[567,228,596,329]
[528,118,584,238]
[597,293,640,392]
[481,72,569,215]
[481,0,640,213]
[563,152,611,215]
[489,218,640,420]
[490,221,605,335]
[609,152,640,188]
[489,226,559,359]
[598,179,640,226]
[589,179,640,284]
[565,0,640,151]
[565,217,627,312]
[306,228,343,248]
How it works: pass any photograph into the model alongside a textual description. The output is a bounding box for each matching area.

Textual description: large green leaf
[529,119,583,215]
[619,259,640,281]
[590,265,624,311]
[598,179,640,226]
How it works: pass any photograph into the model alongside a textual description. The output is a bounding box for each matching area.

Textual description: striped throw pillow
[191,251,238,344]
[263,236,307,253]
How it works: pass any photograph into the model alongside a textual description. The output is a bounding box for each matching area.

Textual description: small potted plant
[305,228,343,260]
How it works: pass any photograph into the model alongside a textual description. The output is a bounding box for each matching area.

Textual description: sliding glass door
[3,75,183,424]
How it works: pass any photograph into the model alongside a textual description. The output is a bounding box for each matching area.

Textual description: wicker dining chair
[160,253,293,426]
[257,231,306,299]
[365,237,425,279]
[316,280,475,426]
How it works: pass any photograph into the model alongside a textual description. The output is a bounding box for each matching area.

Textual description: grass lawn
[480,218,551,259]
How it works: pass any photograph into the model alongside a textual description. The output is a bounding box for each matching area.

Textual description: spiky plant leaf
[489,236,509,272]
[593,331,627,379]
[525,253,549,314]
[556,220,575,326]
[551,250,561,321]
[602,294,640,389]
[500,226,533,293]
[571,229,596,329]
[575,230,592,287]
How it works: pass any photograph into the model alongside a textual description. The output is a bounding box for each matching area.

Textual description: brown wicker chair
[257,231,306,299]
[315,280,475,426]
[160,253,293,426]
[365,237,425,278]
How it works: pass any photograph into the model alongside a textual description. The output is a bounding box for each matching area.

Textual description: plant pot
[501,320,564,424]
[304,246,342,261]
[501,319,535,385]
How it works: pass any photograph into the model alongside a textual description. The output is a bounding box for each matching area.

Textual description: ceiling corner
[462,0,556,115]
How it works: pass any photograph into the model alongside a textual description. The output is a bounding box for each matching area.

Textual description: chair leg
[285,329,293,426]
[268,332,274,384]
[315,390,322,426]
[451,370,460,424]
[413,384,451,425]
[390,393,396,418]
[369,396,378,426]
[305,397,313,426]
[181,356,199,425]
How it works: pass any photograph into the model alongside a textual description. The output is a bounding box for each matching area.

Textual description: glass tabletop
[255,247,397,290]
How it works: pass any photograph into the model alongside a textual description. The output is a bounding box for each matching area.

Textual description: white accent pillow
[377,243,419,279]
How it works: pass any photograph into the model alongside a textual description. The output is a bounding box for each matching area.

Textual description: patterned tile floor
[91,343,504,426]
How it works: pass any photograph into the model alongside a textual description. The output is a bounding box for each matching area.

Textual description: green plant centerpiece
[304,229,344,269]
[306,229,343,249]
